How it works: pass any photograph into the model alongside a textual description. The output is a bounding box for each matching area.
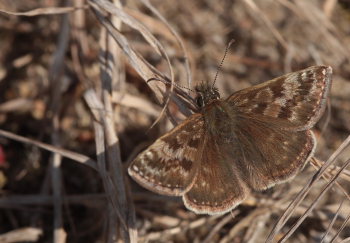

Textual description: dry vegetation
[0,0,350,242]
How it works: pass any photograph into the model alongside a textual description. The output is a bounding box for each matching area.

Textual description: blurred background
[0,0,350,242]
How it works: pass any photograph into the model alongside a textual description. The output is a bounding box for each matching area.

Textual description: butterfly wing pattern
[228,66,332,130]
[182,132,249,214]
[128,65,332,215]
[128,113,204,196]
[224,66,331,191]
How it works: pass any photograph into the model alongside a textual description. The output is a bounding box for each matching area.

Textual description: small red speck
[0,145,6,166]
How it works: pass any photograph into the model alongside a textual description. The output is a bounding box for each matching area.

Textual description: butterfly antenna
[212,39,235,88]
[147,77,195,93]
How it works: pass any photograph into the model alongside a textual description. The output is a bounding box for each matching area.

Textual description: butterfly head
[195,82,220,108]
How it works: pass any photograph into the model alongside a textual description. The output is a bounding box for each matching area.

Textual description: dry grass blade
[311,158,350,201]
[243,0,288,50]
[88,0,175,84]
[140,215,221,242]
[293,0,350,62]
[112,91,160,117]
[266,135,350,242]
[221,208,270,243]
[202,213,238,243]
[89,1,164,98]
[51,152,67,243]
[0,129,97,170]
[323,0,337,17]
[0,194,106,207]
[100,7,137,239]
[48,9,71,243]
[89,0,186,130]
[330,210,350,243]
[319,164,350,182]
[139,0,192,88]
[89,0,162,56]
[84,88,129,233]
[0,227,42,243]
[339,237,350,243]
[320,199,344,243]
[0,98,34,113]
[93,119,129,232]
[280,158,350,242]
[83,89,105,123]
[0,6,86,16]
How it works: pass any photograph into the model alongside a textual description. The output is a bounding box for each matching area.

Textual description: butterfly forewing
[128,114,204,196]
[228,66,332,131]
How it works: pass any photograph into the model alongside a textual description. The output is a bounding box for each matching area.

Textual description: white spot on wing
[275,97,286,106]
[145,151,154,159]
[301,71,308,79]
[282,75,301,100]
[132,165,139,172]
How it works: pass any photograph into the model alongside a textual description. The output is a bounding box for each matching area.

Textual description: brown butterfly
[128,66,332,215]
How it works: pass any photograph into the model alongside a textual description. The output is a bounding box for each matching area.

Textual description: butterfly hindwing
[226,116,316,190]
[183,136,249,215]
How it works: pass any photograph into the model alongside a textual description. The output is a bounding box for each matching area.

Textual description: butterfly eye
[196,94,204,108]
[212,90,220,100]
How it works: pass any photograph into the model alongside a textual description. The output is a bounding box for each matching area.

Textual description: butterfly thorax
[194,82,236,143]
[195,82,220,109]
[203,99,238,144]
